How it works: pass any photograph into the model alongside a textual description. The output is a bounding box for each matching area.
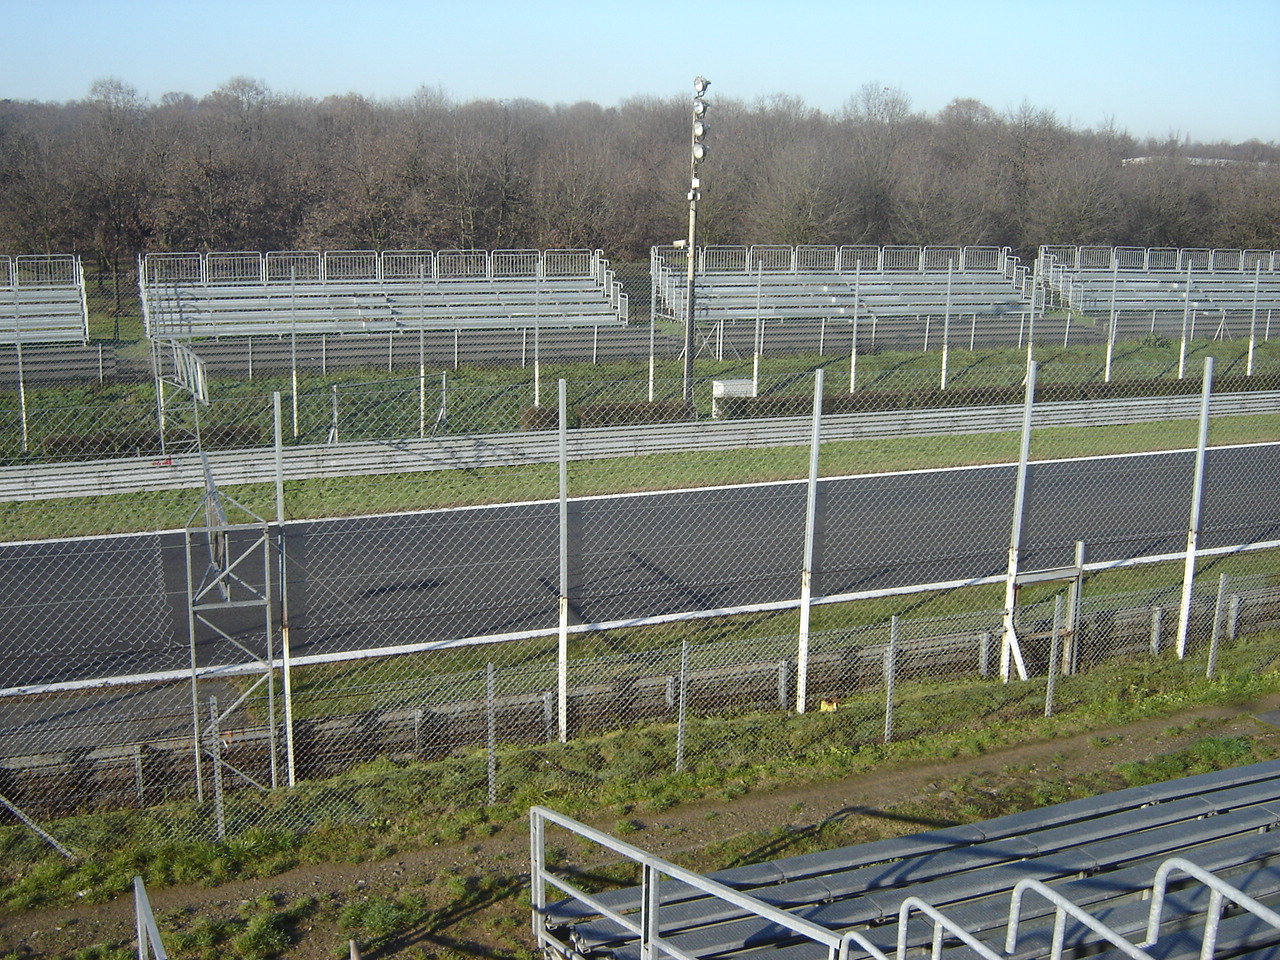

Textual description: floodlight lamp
[692,142,708,162]
[692,98,708,117]
[694,76,709,95]
[692,120,709,139]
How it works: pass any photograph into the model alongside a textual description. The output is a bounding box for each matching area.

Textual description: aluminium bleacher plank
[754,830,1280,960]
[594,804,1280,960]
[546,761,1280,931]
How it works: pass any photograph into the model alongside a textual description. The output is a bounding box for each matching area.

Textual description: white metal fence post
[557,379,570,742]
[1001,361,1036,681]
[273,392,296,788]
[1176,356,1215,658]
[795,369,824,714]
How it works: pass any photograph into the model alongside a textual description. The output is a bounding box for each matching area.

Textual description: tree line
[2,78,1278,284]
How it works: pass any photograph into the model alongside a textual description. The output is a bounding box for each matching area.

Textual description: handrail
[134,875,170,959]
[898,896,1004,960]
[530,805,887,960]
[1146,856,1280,960]
[1007,877,1154,960]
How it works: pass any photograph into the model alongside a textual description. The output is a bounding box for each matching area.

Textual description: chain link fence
[1,268,1279,862]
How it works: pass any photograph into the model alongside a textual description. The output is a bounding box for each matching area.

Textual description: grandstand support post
[1178,263,1192,379]
[1176,357,1214,659]
[1248,261,1261,376]
[557,380,569,742]
[849,263,861,394]
[1000,362,1036,682]
[1104,260,1118,382]
[795,369,824,714]
[940,262,953,390]
[274,393,296,788]
[533,322,542,408]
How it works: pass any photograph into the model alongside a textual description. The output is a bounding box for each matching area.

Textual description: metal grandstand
[138,248,630,339]
[0,254,89,345]
[650,245,1034,328]
[1039,246,1280,340]
[533,759,1280,960]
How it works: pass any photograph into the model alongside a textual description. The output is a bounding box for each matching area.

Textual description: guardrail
[1,391,1274,503]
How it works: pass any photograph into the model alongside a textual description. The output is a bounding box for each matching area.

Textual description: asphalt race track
[1,443,1276,691]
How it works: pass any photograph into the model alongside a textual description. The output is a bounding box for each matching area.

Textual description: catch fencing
[0,359,1277,854]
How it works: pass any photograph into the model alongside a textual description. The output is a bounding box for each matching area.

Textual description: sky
[2,0,1278,144]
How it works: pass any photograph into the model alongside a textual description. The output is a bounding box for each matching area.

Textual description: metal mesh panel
[882,246,923,271]
[541,250,592,278]
[1077,246,1114,270]
[0,255,10,288]
[702,246,747,273]
[323,251,379,281]
[437,250,488,279]
[1181,249,1212,271]
[265,251,321,283]
[206,252,263,284]
[838,246,880,271]
[380,250,434,280]
[491,249,539,278]
[796,246,838,272]
[748,245,794,272]
[961,246,1003,272]
[1114,247,1147,270]
[13,255,78,286]
[1212,249,1244,272]
[922,246,962,271]
[144,253,202,285]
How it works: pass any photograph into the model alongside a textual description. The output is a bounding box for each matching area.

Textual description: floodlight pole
[682,76,710,408]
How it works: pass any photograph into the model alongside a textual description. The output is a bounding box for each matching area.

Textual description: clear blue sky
[3,0,1277,143]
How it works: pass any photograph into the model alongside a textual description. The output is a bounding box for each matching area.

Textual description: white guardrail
[0,392,1276,503]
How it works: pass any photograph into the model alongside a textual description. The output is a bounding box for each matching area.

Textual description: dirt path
[4,695,1280,959]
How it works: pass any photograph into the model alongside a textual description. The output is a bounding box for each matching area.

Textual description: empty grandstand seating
[139,248,629,338]
[1040,247,1280,340]
[0,254,89,345]
[651,245,1035,329]
[534,758,1280,960]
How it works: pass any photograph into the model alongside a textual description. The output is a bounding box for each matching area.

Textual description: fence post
[486,662,497,805]
[675,640,689,773]
[1151,606,1164,655]
[274,392,296,788]
[884,616,899,743]
[209,697,225,841]
[978,630,991,677]
[557,380,570,742]
[795,370,824,713]
[1045,596,1063,718]
[1207,574,1228,679]
[1176,357,1214,658]
[1001,361,1036,682]
[940,262,952,390]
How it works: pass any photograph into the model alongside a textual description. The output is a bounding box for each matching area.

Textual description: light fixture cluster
[690,77,710,191]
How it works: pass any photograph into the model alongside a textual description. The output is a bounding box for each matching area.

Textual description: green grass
[2,630,1276,914]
